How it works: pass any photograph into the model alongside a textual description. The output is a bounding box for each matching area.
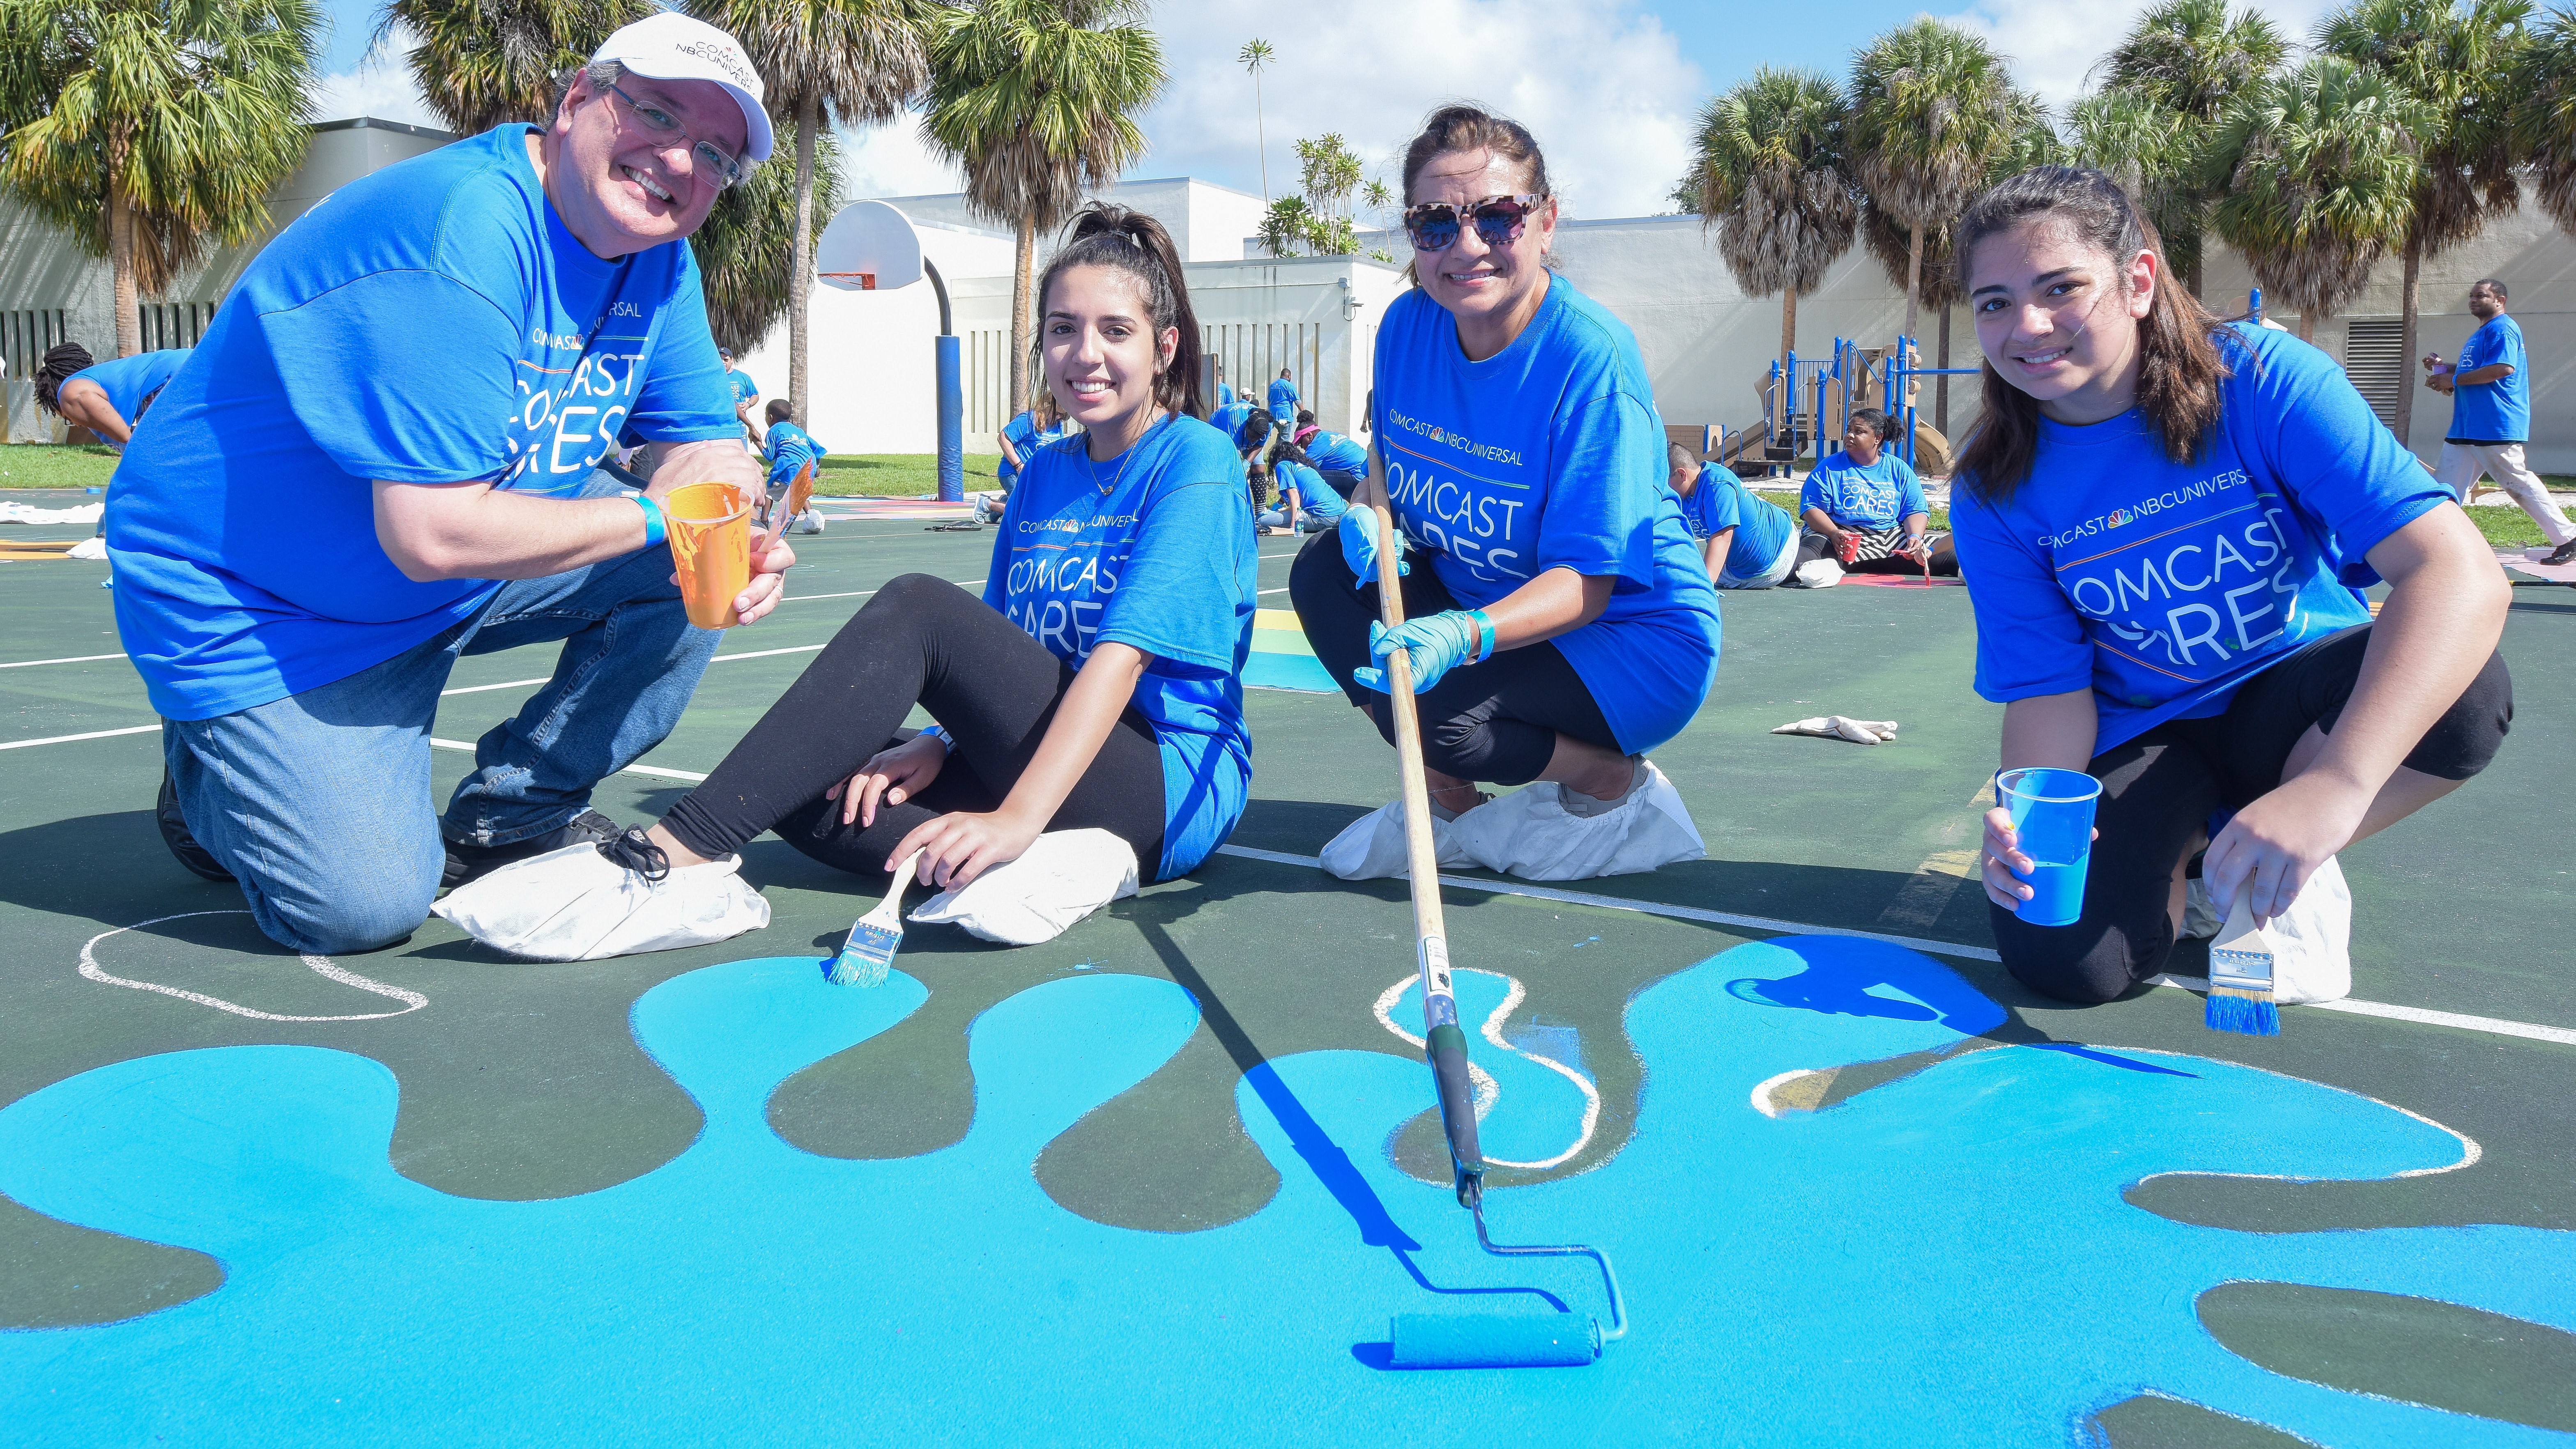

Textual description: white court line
[0,724,159,750]
[0,652,125,669]
[1210,844,2576,1049]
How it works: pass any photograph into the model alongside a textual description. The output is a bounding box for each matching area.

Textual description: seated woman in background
[1254,439,1347,535]
[1794,407,1958,578]
[1666,442,1798,589]
[983,390,1075,522]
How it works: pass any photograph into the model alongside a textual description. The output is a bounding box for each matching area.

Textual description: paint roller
[1365,502,1630,1371]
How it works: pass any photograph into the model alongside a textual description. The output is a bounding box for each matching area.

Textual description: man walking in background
[2425,278,2576,564]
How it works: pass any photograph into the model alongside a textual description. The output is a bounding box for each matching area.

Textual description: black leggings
[661,574,1171,881]
[1287,532,1618,784]
[1317,468,1362,500]
[1794,526,1960,576]
[1995,624,2512,1005]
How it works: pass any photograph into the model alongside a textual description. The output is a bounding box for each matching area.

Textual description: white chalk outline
[1373,968,1601,1171]
[80,911,428,1023]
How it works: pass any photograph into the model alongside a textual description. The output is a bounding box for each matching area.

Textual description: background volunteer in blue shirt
[1793,408,1958,577]
[632,206,1256,903]
[1950,167,2512,1008]
[2423,278,2576,562]
[761,398,828,533]
[1289,106,1719,826]
[106,13,791,956]
[34,343,191,447]
[1666,442,1797,588]
[1210,391,1255,449]
[1266,368,1300,440]
[1297,411,1369,498]
[1254,438,1346,534]
[720,346,759,444]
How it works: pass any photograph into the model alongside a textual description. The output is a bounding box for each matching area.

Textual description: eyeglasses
[604,81,752,191]
[1401,194,1546,253]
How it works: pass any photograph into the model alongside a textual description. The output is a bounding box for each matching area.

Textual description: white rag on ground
[0,502,103,525]
[908,828,1138,945]
[1319,800,1478,880]
[1792,558,1844,588]
[1442,760,1706,881]
[1773,715,1900,745]
[2170,856,2351,1005]
[431,842,770,961]
[66,536,107,561]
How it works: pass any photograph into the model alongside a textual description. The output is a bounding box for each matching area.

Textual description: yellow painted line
[1254,607,1302,630]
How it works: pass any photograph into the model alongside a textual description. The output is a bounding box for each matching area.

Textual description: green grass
[812,453,1004,498]
[0,445,117,491]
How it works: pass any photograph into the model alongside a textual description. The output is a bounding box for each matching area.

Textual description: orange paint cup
[664,482,752,629]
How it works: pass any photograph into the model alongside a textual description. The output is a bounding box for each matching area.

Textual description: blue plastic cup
[1996,767,2102,927]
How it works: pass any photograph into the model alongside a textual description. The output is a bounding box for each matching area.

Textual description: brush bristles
[827,922,901,987]
[2205,984,2279,1037]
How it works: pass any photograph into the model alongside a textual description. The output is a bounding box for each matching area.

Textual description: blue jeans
[163,471,720,954]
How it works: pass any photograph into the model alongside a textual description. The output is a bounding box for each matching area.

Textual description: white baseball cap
[592,12,775,166]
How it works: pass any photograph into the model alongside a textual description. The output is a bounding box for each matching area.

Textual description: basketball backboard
[815,201,924,292]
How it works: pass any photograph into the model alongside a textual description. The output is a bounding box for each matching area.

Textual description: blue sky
[308,0,2338,219]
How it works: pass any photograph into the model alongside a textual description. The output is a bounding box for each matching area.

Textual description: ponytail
[1953,166,2234,507]
[1035,205,1207,419]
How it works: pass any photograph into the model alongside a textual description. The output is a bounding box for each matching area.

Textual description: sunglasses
[1402,194,1546,253]
[605,81,752,191]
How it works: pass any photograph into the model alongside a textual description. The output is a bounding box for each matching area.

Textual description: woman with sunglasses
[1290,105,1719,876]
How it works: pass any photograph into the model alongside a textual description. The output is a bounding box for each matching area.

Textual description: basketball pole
[926,257,962,505]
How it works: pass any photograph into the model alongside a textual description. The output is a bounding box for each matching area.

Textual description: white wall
[732,212,1017,455]
[859,176,1268,264]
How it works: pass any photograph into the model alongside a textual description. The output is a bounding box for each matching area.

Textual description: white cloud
[306,24,446,130]
[834,0,1705,221]
[837,111,966,199]
[1942,0,2341,109]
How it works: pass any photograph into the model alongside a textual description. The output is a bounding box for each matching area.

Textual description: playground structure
[1693,336,1982,480]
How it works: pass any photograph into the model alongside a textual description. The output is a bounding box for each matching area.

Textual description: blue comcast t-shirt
[724,367,757,411]
[1951,323,2452,752]
[105,124,738,721]
[1267,377,1299,417]
[985,414,1258,879]
[1371,277,1720,753]
[1278,458,1345,523]
[1800,451,1925,530]
[2447,313,2528,443]
[1305,429,1368,475]
[67,349,191,426]
[1681,467,1797,585]
[1211,399,1256,449]
[763,419,825,487]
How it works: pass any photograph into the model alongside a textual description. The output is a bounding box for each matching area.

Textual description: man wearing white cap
[105,13,794,954]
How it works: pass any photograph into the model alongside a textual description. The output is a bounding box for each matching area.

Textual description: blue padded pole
[935,334,963,504]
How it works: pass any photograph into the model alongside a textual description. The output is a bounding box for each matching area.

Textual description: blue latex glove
[1354,611,1482,695]
[1339,504,1409,589]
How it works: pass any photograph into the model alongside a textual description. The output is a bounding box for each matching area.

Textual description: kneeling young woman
[1955,168,2511,1005]
[637,206,1257,897]
[1289,106,1719,829]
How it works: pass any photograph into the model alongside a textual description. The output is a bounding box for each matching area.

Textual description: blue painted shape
[1242,651,1341,694]
[3,941,2573,1445]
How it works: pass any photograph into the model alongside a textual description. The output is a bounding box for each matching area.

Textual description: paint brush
[827,849,920,987]
[2205,892,2279,1036]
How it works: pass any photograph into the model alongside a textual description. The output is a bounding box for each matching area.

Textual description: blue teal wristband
[1470,610,1495,664]
[917,724,948,748]
[631,492,666,549]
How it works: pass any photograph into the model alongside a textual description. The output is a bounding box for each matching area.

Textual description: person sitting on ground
[1290,104,1718,872]
[720,345,759,445]
[2421,278,2576,565]
[761,398,827,533]
[1297,412,1369,499]
[1955,166,2511,1007]
[108,12,791,954]
[485,205,1258,945]
[984,390,1075,523]
[1267,368,1300,442]
[35,343,191,448]
[1793,407,1957,578]
[1666,442,1798,589]
[1255,440,1346,535]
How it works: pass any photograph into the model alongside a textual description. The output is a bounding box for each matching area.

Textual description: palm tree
[2320,0,2531,439]
[692,0,927,418]
[2206,55,2427,341]
[2517,7,2576,235]
[1240,38,1273,205]
[1847,19,2022,342]
[2065,84,2200,279]
[0,0,319,357]
[2095,0,2290,296]
[377,0,656,135]
[921,0,1164,414]
[695,126,845,353]
[1683,67,1859,381]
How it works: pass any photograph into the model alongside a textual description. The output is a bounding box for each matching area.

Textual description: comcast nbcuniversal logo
[1387,409,1524,468]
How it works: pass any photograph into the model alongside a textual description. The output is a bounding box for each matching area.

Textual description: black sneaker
[442,810,626,890]
[156,770,235,883]
[2545,538,2576,567]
